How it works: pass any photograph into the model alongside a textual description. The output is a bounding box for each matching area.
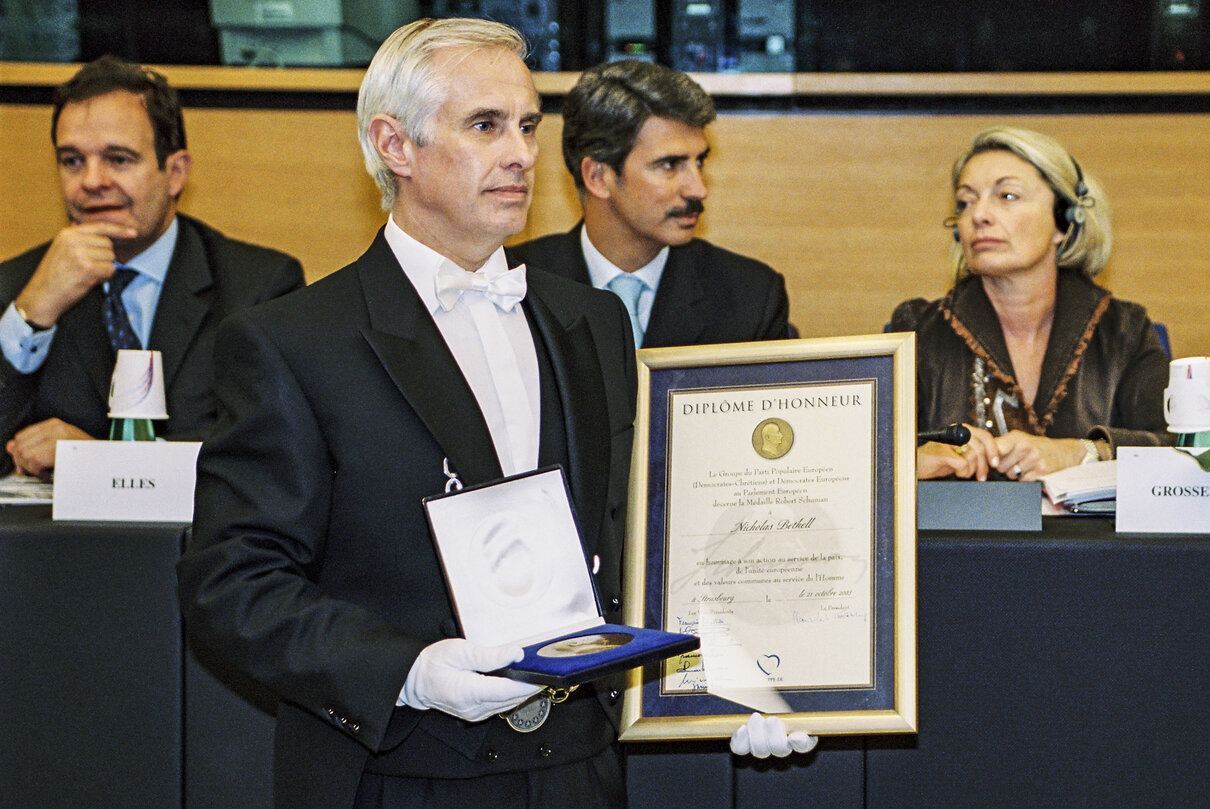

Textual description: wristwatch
[13,302,51,332]
[1079,438,1101,465]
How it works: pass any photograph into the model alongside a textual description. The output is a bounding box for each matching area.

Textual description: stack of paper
[1039,461,1118,514]
[0,473,54,505]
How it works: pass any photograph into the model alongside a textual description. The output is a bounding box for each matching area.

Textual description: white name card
[52,440,202,523]
[1116,447,1210,534]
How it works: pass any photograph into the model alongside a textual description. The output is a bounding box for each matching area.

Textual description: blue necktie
[607,273,645,349]
[103,267,142,352]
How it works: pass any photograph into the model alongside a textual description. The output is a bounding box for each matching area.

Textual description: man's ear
[369,114,414,179]
[164,149,191,200]
[581,156,615,201]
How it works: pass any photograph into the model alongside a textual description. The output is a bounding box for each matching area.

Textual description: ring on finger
[954,444,971,456]
[1012,463,1022,478]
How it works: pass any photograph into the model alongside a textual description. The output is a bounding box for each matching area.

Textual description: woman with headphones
[892,127,1170,481]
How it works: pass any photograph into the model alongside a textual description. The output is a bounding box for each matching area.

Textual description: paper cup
[108,349,169,419]
[1164,356,1210,433]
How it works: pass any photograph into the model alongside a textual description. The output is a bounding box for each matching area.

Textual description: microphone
[917,423,971,445]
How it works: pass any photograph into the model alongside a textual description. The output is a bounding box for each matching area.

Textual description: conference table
[629,514,1210,809]
[2,504,1207,808]
[0,505,274,809]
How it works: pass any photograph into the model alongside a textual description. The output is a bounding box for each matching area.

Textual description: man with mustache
[0,56,303,477]
[508,60,790,349]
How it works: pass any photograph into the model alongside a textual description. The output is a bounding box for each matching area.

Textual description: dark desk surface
[4,506,1206,809]
[871,516,1210,809]
[0,506,274,809]
[630,516,1210,809]
[0,506,187,808]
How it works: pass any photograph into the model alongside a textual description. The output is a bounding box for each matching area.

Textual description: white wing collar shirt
[384,215,540,477]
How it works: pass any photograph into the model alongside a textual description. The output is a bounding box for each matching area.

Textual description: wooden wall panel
[2,103,1208,356]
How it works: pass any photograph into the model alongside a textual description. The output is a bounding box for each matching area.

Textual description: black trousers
[353,743,626,809]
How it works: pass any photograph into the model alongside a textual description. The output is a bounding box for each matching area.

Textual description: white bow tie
[434,262,527,312]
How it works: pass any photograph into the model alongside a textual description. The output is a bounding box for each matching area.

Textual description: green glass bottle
[109,417,156,441]
[1176,430,1210,448]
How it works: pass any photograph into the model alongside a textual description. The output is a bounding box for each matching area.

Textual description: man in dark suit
[178,18,636,809]
[507,60,791,349]
[0,56,303,477]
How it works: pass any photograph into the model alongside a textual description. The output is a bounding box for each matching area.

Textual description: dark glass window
[0,0,1203,72]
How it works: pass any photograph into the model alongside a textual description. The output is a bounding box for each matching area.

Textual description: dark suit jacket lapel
[644,244,707,347]
[148,218,212,393]
[355,232,502,484]
[531,225,592,285]
[524,274,611,548]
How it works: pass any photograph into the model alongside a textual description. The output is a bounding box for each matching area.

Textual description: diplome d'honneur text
[662,380,876,695]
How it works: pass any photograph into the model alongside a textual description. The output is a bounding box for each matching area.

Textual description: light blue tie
[607,273,645,349]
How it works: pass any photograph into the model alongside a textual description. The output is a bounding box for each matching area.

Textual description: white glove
[400,638,543,722]
[730,712,818,758]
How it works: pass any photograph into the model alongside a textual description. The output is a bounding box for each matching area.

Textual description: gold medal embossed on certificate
[751,417,794,459]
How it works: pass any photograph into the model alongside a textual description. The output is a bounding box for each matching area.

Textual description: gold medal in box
[422,467,698,691]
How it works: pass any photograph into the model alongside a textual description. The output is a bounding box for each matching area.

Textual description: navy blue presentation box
[494,624,700,688]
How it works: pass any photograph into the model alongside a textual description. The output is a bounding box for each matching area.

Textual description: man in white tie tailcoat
[178,18,637,809]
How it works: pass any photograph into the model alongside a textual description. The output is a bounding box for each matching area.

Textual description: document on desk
[1040,461,1117,507]
[0,473,54,504]
[661,380,876,695]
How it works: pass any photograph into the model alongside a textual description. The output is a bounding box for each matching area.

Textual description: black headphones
[945,155,1090,244]
[1055,158,1089,245]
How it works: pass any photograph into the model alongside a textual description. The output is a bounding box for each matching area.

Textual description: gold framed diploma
[619,334,917,741]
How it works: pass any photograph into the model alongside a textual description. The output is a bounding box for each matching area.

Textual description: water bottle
[109,417,156,441]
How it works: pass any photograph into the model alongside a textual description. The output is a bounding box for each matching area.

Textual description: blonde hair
[356,18,527,211]
[948,126,1112,278]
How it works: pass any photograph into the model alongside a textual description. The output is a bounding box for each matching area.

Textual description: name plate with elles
[1116,447,1210,534]
[52,440,203,523]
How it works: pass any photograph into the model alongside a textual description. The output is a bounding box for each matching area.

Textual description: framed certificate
[619,333,917,740]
